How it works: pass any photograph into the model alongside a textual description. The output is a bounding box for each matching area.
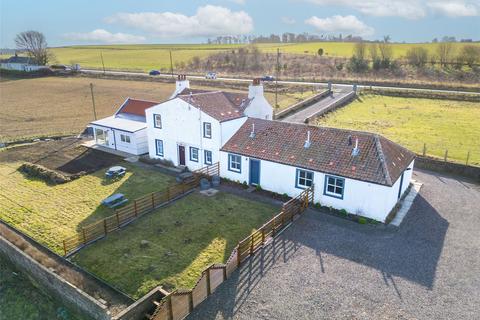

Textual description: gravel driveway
[187,169,480,320]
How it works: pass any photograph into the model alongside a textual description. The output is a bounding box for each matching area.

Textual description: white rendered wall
[219,151,414,222]
[91,125,147,155]
[146,98,222,170]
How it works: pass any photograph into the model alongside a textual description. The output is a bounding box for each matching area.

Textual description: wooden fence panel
[171,293,190,320]
[209,267,225,292]
[191,274,208,308]
[151,300,169,320]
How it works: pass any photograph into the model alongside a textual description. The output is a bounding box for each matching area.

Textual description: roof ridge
[374,135,392,186]
[127,98,160,104]
[178,90,223,96]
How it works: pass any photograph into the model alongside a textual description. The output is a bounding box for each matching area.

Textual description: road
[80,69,480,95]
[282,89,355,123]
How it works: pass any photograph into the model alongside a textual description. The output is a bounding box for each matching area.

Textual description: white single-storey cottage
[0,54,48,72]
[144,76,273,170]
[220,118,415,222]
[90,98,159,155]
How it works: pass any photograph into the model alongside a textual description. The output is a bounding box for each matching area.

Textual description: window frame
[323,175,345,199]
[203,122,212,139]
[155,139,164,157]
[120,134,131,143]
[228,154,242,173]
[204,150,212,165]
[295,168,314,189]
[189,147,199,162]
[153,114,162,129]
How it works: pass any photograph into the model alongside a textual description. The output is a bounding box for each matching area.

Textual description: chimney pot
[351,138,360,156]
[249,123,256,138]
[304,130,311,148]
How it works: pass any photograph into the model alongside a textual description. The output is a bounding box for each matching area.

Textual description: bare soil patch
[0,138,122,175]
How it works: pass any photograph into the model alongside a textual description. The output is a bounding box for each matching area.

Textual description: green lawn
[72,191,278,299]
[0,162,174,254]
[317,94,480,166]
[46,42,480,72]
[0,256,88,320]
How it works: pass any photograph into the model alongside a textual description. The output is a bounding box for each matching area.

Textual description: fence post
[63,240,67,256]
[134,200,138,217]
[151,193,155,208]
[466,151,470,166]
[167,187,170,201]
[272,217,276,237]
[103,219,107,235]
[423,143,426,157]
[237,246,241,268]
[167,294,173,320]
[188,291,194,312]
[223,266,227,281]
[261,229,265,245]
[206,267,211,295]
[444,149,448,162]
[250,235,254,255]
[116,212,120,227]
[82,228,87,245]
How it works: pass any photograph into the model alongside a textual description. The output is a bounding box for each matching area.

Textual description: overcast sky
[1,0,479,47]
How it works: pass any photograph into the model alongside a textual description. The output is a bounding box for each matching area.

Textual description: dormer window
[154,114,162,129]
[203,122,212,138]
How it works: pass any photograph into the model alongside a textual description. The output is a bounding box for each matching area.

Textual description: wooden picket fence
[148,186,314,320]
[61,163,220,256]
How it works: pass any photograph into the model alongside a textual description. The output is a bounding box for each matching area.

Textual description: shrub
[18,162,83,184]
[347,56,369,73]
[358,217,367,224]
[139,155,174,167]
[255,184,262,191]
[339,209,348,216]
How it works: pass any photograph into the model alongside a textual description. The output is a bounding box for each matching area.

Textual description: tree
[348,42,369,72]
[406,47,429,68]
[368,43,378,61]
[437,42,454,67]
[317,48,324,56]
[14,31,52,65]
[459,45,480,68]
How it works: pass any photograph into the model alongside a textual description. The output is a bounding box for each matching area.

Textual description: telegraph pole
[169,50,174,78]
[90,83,97,120]
[275,48,280,107]
[100,52,106,75]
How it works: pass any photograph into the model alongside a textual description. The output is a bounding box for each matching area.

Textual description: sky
[1,0,479,47]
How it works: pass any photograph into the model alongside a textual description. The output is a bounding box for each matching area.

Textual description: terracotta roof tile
[117,98,159,117]
[221,118,415,186]
[177,91,250,122]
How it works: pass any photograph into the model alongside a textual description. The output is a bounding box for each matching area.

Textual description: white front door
[95,128,109,146]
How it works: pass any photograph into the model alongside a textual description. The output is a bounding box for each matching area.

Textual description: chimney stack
[175,74,190,92]
[248,78,264,99]
[304,130,311,148]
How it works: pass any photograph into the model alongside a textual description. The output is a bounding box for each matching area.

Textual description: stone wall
[415,156,480,181]
[0,234,111,320]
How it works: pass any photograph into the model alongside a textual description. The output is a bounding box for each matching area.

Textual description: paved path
[81,69,480,95]
[282,88,354,123]
[187,169,480,320]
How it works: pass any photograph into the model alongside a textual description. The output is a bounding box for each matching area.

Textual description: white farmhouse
[90,98,159,155]
[145,76,273,170]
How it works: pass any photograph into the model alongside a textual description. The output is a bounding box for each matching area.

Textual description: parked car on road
[261,75,275,81]
[149,70,161,76]
[205,72,217,79]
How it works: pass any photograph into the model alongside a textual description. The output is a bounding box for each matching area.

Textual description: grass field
[72,191,278,299]
[0,76,310,142]
[46,42,480,72]
[0,159,174,254]
[0,256,87,320]
[317,94,480,166]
